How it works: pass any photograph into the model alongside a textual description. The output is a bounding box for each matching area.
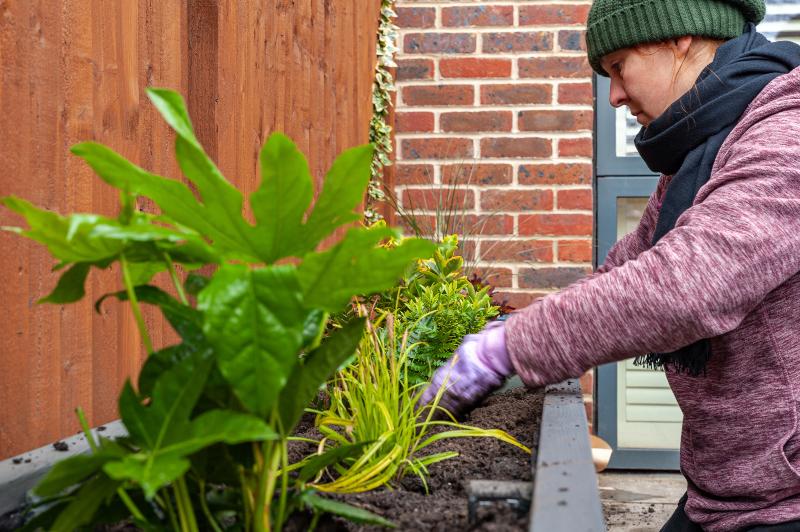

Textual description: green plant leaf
[71,140,250,260]
[297,225,434,312]
[158,409,277,457]
[96,285,204,345]
[125,261,165,286]
[34,439,126,497]
[38,262,92,304]
[137,343,195,397]
[117,351,211,463]
[278,317,366,431]
[303,144,374,249]
[103,454,190,500]
[296,441,372,483]
[198,263,311,417]
[50,473,120,532]
[1,197,125,263]
[112,348,276,498]
[184,272,210,295]
[250,133,313,261]
[302,492,395,528]
[149,88,272,262]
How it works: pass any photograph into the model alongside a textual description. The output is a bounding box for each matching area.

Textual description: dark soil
[291,386,544,531]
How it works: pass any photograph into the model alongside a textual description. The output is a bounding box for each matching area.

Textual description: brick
[404,33,476,54]
[558,188,593,210]
[519,57,591,79]
[558,82,593,105]
[518,163,592,185]
[559,138,593,157]
[580,370,594,395]
[558,239,593,262]
[519,213,592,236]
[402,85,473,106]
[451,214,514,235]
[398,214,435,236]
[442,6,513,27]
[519,5,591,26]
[480,239,553,263]
[559,30,586,51]
[442,164,512,186]
[469,266,513,288]
[396,7,435,28]
[395,164,434,186]
[518,266,591,289]
[481,137,551,158]
[481,84,551,105]
[481,189,553,212]
[440,111,512,132]
[401,138,473,160]
[440,58,511,79]
[402,188,475,210]
[396,58,434,81]
[457,239,478,263]
[519,110,593,132]
[396,112,434,133]
[490,291,544,310]
[483,31,553,53]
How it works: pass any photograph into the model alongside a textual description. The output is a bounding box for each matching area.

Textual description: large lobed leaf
[198,263,312,417]
[110,351,276,498]
[298,224,435,312]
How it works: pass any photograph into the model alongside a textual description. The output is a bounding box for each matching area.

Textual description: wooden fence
[0,0,380,460]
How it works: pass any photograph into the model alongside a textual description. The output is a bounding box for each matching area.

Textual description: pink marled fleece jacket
[506,66,800,531]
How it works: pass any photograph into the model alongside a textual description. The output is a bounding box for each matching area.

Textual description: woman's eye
[612,62,622,74]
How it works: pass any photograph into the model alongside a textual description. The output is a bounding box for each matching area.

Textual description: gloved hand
[419,319,513,418]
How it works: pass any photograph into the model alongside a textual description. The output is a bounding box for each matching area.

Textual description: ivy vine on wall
[365,0,398,224]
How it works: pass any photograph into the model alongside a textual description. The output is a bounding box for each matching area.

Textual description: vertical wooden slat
[0,0,379,460]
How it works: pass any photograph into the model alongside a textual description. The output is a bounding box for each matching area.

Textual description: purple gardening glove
[419,320,514,418]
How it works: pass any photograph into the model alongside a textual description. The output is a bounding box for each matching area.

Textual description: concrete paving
[598,470,687,531]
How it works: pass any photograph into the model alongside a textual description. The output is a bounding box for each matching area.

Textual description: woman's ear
[674,35,693,60]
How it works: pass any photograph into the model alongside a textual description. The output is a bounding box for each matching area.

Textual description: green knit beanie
[587,0,767,76]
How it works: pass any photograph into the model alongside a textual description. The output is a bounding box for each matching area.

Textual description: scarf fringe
[633,339,712,377]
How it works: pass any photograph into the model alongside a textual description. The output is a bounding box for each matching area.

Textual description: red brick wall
[393,0,596,427]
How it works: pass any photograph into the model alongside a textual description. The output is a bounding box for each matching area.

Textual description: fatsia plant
[2,87,433,532]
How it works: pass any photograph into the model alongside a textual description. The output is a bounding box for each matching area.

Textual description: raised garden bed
[289,386,543,531]
[0,380,604,531]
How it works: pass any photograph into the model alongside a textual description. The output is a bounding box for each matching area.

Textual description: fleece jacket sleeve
[505,115,800,388]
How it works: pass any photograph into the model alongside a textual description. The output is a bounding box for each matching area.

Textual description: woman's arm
[506,119,800,388]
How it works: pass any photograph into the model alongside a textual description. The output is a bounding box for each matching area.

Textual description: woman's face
[600,38,694,127]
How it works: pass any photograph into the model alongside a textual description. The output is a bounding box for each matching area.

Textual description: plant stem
[198,480,224,532]
[77,406,148,522]
[75,407,97,452]
[175,477,199,532]
[117,488,147,523]
[172,485,187,531]
[275,437,290,529]
[308,511,321,532]
[163,252,189,305]
[120,253,154,355]
[254,438,278,532]
[239,467,254,532]
[163,488,181,532]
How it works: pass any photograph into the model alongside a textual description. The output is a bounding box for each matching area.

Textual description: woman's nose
[608,78,628,108]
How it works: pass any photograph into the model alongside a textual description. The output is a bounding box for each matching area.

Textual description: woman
[421,0,800,530]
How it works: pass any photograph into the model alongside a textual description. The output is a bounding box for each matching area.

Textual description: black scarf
[632,23,800,375]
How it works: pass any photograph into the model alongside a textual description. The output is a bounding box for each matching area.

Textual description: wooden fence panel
[0,0,379,460]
